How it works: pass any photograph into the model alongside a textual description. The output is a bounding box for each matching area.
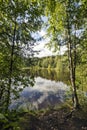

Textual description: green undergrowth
[0,100,87,130]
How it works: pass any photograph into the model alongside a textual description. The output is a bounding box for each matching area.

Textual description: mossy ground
[18,102,87,130]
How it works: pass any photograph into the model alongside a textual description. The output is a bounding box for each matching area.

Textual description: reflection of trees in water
[28,69,70,84]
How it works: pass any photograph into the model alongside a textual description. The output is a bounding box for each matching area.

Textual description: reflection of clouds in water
[37,92,48,104]
[10,77,69,110]
[30,92,49,110]
[24,77,69,93]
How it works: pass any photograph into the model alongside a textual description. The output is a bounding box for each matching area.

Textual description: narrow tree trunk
[67,0,80,109]
[0,84,5,101]
[5,21,16,111]
[73,23,80,108]
[68,32,79,109]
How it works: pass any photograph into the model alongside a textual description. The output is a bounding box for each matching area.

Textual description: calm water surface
[10,70,70,110]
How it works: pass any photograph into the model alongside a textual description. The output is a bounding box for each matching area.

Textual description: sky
[33,29,67,58]
[31,16,68,58]
[32,14,83,58]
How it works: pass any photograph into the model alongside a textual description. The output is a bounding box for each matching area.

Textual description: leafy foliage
[0,0,42,112]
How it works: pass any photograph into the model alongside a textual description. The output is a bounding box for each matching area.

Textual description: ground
[19,104,87,130]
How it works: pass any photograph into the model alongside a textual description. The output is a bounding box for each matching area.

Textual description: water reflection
[27,68,70,84]
[10,76,69,110]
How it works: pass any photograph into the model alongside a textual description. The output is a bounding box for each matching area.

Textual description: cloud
[33,29,67,57]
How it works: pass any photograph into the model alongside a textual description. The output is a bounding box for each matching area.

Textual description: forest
[0,0,87,130]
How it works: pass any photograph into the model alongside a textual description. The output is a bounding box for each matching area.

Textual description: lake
[10,69,70,110]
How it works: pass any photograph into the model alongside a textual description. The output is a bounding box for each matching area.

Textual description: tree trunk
[5,21,16,111]
[67,0,80,109]
[68,31,79,109]
[0,84,5,101]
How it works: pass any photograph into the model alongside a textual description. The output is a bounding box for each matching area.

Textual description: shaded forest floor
[19,105,87,130]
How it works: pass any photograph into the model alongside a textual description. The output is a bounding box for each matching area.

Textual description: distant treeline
[25,53,87,91]
[25,55,68,71]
